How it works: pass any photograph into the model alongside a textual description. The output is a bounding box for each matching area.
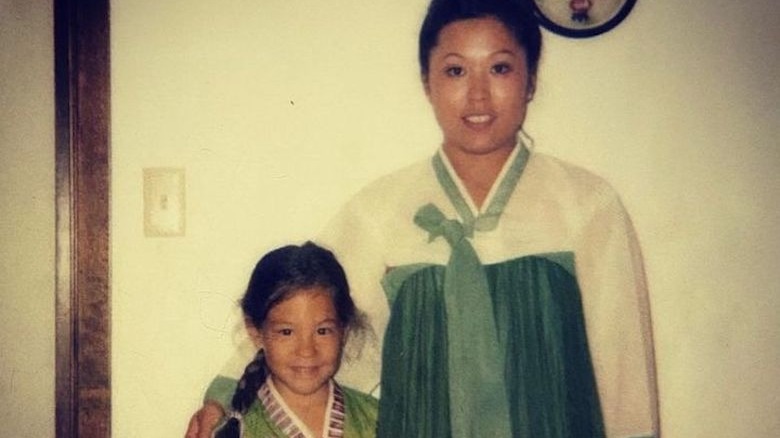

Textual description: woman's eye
[278,328,293,336]
[492,63,512,74]
[445,66,464,77]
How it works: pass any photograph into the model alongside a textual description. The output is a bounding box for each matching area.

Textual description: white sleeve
[575,186,660,438]
[315,193,390,396]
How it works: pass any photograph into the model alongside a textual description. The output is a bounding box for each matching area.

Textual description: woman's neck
[443,145,514,209]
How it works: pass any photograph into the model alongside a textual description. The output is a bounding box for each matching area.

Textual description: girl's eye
[317,327,335,335]
[492,63,513,75]
[278,328,293,336]
[445,66,464,77]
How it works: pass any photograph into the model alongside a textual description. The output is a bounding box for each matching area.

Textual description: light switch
[143,167,185,237]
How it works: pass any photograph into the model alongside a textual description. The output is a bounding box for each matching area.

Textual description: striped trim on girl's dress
[258,379,345,438]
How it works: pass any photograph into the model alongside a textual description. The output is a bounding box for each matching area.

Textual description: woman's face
[424,17,534,158]
[259,287,344,405]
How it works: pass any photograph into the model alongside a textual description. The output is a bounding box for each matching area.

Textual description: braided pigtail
[232,349,268,413]
[213,349,268,438]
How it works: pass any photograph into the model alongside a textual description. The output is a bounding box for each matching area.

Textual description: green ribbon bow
[413,146,529,437]
[414,202,511,437]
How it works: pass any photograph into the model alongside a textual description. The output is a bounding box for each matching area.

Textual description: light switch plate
[143,167,185,237]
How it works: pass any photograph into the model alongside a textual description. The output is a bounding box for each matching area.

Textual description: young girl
[189,0,659,437]
[212,242,378,438]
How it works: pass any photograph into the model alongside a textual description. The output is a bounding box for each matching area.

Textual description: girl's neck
[443,145,514,209]
[282,384,330,437]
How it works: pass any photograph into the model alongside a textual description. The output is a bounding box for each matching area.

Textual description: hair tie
[213,411,243,438]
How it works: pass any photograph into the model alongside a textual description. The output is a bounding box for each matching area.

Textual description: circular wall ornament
[533,0,638,38]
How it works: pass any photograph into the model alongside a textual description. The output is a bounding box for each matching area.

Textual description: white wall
[0,1,55,437]
[112,1,780,437]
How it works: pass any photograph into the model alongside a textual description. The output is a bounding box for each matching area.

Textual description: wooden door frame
[54,0,111,436]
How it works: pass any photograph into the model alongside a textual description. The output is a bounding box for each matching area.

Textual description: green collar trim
[432,143,529,234]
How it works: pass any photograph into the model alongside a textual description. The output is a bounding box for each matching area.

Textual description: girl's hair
[418,0,543,78]
[215,241,358,438]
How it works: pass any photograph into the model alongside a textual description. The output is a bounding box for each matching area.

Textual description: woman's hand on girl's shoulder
[184,401,225,438]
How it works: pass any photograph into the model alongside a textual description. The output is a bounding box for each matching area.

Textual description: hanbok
[321,142,658,437]
[206,140,658,437]
[229,378,378,438]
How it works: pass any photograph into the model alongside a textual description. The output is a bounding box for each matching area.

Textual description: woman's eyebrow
[440,52,465,60]
[264,319,293,326]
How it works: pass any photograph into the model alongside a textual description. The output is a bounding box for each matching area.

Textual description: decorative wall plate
[533,0,637,38]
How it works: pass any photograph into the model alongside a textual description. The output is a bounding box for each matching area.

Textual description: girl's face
[424,17,534,159]
[259,287,344,404]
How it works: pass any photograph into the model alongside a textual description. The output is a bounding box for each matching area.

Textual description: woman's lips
[465,114,492,123]
[463,113,495,128]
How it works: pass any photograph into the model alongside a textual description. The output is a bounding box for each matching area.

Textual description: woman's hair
[215,241,359,437]
[418,0,543,78]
